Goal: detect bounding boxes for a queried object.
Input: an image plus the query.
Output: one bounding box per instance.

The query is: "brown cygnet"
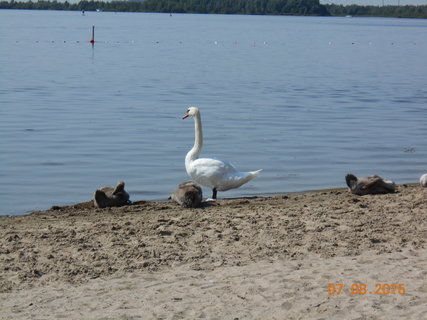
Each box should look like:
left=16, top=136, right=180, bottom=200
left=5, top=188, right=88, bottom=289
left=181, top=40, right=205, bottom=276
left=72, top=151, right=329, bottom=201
left=94, top=181, right=130, bottom=208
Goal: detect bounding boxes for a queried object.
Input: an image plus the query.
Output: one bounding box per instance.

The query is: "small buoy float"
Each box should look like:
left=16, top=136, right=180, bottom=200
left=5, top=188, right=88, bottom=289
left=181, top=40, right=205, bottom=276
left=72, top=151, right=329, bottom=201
left=90, top=26, right=95, bottom=44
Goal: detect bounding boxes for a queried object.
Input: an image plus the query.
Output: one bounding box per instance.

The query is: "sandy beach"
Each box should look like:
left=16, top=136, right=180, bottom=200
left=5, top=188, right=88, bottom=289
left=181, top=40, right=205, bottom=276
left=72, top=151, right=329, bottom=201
left=1, top=183, right=426, bottom=319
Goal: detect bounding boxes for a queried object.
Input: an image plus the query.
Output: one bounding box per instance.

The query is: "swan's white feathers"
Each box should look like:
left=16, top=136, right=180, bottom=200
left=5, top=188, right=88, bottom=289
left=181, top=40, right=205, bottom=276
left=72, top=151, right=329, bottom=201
left=187, top=157, right=261, bottom=191
left=183, top=107, right=261, bottom=196
left=188, top=157, right=236, bottom=176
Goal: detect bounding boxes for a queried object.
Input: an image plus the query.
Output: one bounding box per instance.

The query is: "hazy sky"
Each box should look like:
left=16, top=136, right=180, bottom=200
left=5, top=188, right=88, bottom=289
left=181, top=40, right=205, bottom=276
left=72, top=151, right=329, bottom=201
left=320, top=0, right=427, bottom=5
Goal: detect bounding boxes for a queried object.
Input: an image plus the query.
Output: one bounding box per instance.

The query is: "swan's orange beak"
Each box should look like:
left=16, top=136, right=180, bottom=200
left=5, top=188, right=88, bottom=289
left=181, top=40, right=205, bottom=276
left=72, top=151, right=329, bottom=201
left=182, top=113, right=189, bottom=119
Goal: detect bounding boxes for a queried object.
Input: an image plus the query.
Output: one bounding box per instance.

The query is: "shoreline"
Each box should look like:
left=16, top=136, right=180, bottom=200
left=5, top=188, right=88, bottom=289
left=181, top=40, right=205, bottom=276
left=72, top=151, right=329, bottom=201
left=0, top=179, right=421, bottom=218
left=0, top=182, right=415, bottom=218
left=1, top=183, right=426, bottom=318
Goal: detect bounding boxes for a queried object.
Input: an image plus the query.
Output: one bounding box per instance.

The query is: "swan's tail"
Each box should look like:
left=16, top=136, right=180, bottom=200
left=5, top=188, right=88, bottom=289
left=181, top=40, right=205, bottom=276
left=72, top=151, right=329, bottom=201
left=217, top=169, right=263, bottom=191
left=250, top=169, right=263, bottom=178
left=238, top=169, right=262, bottom=187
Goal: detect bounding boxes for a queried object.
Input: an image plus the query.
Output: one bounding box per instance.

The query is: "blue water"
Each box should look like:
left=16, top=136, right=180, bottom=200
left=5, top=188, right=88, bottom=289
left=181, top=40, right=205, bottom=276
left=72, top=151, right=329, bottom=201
left=1, top=10, right=426, bottom=215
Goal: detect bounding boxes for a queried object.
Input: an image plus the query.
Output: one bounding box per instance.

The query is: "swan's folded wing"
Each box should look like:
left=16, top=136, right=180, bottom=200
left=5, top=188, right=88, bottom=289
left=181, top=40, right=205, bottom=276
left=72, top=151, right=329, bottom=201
left=191, top=158, right=237, bottom=174
left=188, top=158, right=237, bottom=188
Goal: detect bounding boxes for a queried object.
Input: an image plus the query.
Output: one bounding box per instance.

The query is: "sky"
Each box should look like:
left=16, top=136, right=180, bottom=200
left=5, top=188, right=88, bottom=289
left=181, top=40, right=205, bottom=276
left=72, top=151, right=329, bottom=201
left=320, top=0, right=427, bottom=5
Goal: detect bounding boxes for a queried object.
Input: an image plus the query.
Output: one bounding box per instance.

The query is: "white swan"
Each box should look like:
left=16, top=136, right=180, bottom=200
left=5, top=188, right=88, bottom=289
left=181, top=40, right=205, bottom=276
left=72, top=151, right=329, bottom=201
left=420, top=174, right=427, bottom=187
left=183, top=107, right=262, bottom=199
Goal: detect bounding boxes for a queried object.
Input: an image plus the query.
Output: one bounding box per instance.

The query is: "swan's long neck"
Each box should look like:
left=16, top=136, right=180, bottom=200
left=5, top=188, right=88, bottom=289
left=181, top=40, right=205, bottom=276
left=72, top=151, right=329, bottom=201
left=185, top=113, right=203, bottom=168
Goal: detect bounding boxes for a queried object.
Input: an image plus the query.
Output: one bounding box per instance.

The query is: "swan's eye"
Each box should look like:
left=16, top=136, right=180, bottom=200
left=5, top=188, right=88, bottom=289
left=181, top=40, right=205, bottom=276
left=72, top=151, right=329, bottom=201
left=187, top=109, right=190, bottom=113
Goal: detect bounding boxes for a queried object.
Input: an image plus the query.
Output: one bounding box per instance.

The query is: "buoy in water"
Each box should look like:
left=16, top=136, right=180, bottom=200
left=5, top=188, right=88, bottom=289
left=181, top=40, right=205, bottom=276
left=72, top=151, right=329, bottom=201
left=90, top=26, right=95, bottom=44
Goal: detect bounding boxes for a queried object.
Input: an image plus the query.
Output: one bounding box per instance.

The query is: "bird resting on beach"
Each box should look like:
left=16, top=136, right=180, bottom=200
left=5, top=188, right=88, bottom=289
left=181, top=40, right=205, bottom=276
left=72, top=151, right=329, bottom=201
left=345, top=174, right=395, bottom=196
left=170, top=181, right=203, bottom=208
left=93, top=181, right=130, bottom=208
left=182, top=107, right=262, bottom=199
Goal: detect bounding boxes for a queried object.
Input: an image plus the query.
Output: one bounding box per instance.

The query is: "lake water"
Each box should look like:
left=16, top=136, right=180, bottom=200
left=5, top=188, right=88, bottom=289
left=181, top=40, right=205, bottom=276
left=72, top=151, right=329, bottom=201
left=1, top=10, right=426, bottom=215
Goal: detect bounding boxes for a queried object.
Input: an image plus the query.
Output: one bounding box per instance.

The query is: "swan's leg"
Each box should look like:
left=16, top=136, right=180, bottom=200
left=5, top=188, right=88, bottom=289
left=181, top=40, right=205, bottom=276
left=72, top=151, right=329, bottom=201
left=212, top=188, right=217, bottom=199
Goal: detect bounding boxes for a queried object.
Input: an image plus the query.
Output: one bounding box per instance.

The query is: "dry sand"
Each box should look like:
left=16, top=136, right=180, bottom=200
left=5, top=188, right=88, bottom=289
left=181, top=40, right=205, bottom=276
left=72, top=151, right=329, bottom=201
left=1, top=184, right=426, bottom=319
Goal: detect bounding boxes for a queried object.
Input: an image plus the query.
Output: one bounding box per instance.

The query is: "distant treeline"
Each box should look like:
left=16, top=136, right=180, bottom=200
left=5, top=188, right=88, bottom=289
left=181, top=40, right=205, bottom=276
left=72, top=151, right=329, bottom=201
left=136, top=0, right=328, bottom=15
left=325, top=4, right=427, bottom=18
left=1, top=0, right=427, bottom=18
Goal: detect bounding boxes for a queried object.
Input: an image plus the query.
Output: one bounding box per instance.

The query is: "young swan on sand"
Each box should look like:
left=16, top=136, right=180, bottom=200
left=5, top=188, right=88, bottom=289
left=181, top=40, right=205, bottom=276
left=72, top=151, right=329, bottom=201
left=93, top=181, right=130, bottom=208
left=420, top=174, right=427, bottom=187
left=170, top=181, right=203, bottom=208
left=345, top=174, right=395, bottom=196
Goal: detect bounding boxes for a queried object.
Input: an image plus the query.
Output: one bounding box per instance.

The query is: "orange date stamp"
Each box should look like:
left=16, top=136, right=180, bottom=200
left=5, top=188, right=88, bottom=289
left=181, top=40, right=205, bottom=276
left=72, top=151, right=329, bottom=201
left=327, top=283, right=406, bottom=295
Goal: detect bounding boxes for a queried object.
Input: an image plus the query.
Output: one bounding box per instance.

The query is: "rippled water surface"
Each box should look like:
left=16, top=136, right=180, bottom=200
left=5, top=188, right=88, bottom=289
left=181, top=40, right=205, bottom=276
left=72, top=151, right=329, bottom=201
left=1, top=10, right=426, bottom=215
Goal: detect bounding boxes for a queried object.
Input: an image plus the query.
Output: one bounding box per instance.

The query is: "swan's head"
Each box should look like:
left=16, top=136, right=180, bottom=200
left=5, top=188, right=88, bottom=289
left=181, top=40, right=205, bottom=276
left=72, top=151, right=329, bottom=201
left=182, top=106, right=200, bottom=119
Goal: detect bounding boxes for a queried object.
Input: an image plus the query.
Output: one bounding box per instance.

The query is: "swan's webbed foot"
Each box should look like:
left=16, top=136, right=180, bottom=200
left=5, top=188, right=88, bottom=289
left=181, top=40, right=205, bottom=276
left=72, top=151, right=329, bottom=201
left=212, top=188, right=217, bottom=200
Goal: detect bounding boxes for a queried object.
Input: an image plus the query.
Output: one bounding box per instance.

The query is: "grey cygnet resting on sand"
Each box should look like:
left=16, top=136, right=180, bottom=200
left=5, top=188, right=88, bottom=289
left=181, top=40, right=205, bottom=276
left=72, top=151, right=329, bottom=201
left=345, top=174, right=395, bottom=196
left=93, top=181, right=130, bottom=208
left=170, top=181, right=203, bottom=208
